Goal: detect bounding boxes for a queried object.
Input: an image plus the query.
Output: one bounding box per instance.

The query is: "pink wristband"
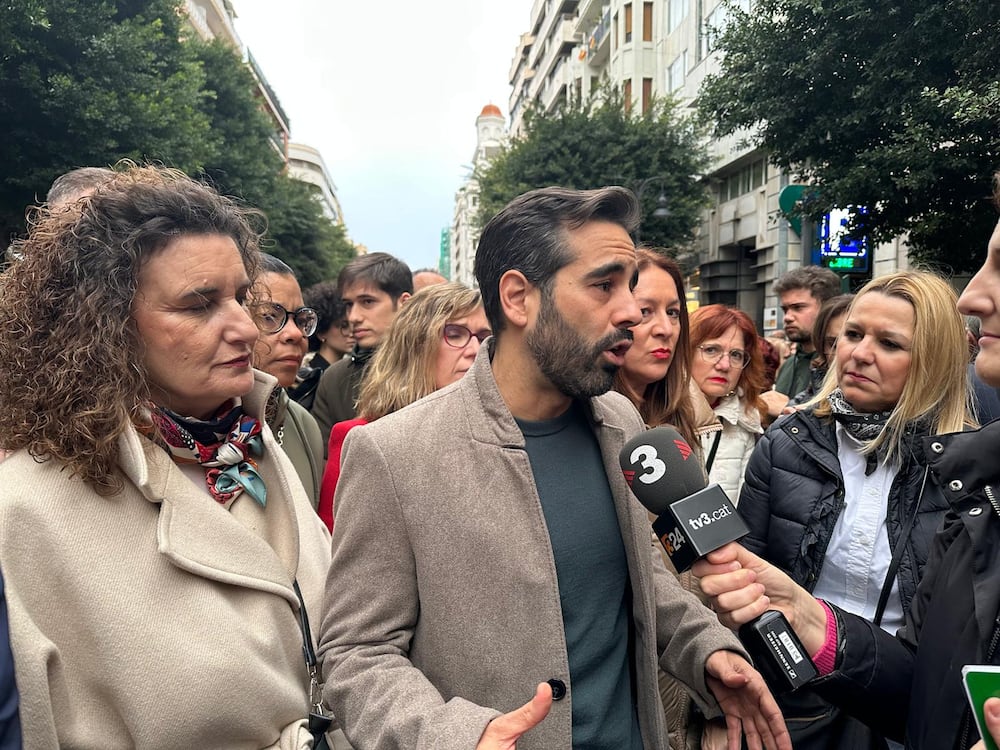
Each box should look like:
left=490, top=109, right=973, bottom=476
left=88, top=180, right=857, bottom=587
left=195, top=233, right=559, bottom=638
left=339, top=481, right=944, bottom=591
left=810, top=599, right=838, bottom=675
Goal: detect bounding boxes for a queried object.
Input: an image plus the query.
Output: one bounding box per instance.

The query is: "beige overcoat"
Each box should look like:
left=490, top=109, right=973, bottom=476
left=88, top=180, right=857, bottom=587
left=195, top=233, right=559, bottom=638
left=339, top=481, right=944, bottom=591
left=319, top=346, right=746, bottom=749
left=0, top=371, right=332, bottom=749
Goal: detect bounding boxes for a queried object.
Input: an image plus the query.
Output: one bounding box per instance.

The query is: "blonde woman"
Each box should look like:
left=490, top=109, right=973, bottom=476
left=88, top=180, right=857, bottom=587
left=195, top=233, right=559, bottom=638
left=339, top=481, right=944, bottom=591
left=735, top=270, right=972, bottom=750
left=317, top=282, right=490, bottom=529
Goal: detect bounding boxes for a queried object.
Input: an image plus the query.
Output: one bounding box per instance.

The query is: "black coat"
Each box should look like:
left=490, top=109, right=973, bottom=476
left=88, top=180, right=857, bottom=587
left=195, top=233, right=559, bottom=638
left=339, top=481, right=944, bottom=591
left=737, top=408, right=950, bottom=750
left=739, top=408, right=949, bottom=612
left=812, top=419, right=1000, bottom=749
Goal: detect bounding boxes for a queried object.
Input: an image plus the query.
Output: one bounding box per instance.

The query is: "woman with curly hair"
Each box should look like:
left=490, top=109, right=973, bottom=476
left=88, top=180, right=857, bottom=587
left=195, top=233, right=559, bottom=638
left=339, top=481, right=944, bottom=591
left=688, top=304, right=766, bottom=503
left=318, top=282, right=489, bottom=530
left=0, top=164, right=344, bottom=749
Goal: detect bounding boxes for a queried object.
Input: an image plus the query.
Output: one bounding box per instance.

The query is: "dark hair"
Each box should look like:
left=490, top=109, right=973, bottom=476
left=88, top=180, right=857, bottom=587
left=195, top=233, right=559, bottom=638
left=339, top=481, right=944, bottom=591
left=0, top=164, right=263, bottom=495
left=302, top=280, right=348, bottom=351
left=259, top=253, right=296, bottom=277
left=338, top=252, right=413, bottom=301
left=772, top=265, right=842, bottom=303
left=474, top=186, right=640, bottom=333
left=614, top=247, right=698, bottom=443
left=810, top=293, right=854, bottom=369
left=46, top=166, right=115, bottom=206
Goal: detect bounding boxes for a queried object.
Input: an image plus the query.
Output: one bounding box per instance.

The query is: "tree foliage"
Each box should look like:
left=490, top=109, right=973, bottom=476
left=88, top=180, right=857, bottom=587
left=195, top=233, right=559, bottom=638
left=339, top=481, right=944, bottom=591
left=699, top=0, right=1000, bottom=272
left=0, top=0, right=353, bottom=284
left=476, top=86, right=711, bottom=253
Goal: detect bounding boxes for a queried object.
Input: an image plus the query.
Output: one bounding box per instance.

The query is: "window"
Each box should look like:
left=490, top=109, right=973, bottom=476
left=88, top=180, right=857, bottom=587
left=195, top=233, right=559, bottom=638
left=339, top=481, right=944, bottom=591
left=702, top=3, right=728, bottom=58
left=623, top=79, right=633, bottom=113
left=720, top=159, right=768, bottom=202
left=668, top=0, right=687, bottom=33
left=613, top=12, right=618, bottom=51
left=624, top=4, right=633, bottom=43
left=643, top=2, right=654, bottom=42
left=667, top=51, right=687, bottom=93
left=642, top=77, right=653, bottom=114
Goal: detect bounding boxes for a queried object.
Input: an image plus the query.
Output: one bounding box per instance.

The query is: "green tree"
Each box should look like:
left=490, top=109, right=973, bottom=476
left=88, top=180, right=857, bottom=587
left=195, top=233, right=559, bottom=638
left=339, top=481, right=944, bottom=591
left=259, top=175, right=356, bottom=288
left=190, top=39, right=354, bottom=285
left=0, top=2, right=354, bottom=285
left=476, top=86, right=711, bottom=253
left=698, top=0, right=1000, bottom=272
left=0, top=0, right=210, bottom=241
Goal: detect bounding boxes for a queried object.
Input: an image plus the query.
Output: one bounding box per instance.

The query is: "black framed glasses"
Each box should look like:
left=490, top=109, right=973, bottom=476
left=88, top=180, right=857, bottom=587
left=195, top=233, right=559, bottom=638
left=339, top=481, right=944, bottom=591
left=253, top=302, right=319, bottom=337
left=443, top=323, right=491, bottom=349
left=697, top=343, right=749, bottom=369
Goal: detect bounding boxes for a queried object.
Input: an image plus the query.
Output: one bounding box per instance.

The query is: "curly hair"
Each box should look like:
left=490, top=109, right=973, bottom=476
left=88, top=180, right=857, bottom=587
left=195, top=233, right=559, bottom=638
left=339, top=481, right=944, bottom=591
left=302, top=280, right=347, bottom=352
left=689, top=304, right=766, bottom=419
left=356, top=282, right=484, bottom=421
left=613, top=248, right=699, bottom=445
left=0, top=164, right=263, bottom=495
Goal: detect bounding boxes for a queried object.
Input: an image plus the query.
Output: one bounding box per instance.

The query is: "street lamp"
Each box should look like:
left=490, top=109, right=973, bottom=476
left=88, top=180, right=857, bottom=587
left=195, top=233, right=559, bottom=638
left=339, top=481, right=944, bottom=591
left=610, top=175, right=671, bottom=242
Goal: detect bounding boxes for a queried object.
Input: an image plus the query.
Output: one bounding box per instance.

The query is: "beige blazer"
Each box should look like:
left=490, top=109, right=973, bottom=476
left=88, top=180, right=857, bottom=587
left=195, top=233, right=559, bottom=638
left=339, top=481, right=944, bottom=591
left=320, top=346, right=745, bottom=749
left=0, top=372, right=332, bottom=749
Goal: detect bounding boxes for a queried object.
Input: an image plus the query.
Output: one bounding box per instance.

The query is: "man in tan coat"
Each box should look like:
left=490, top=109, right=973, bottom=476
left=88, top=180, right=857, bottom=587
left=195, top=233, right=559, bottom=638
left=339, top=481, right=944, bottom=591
left=319, top=187, right=790, bottom=750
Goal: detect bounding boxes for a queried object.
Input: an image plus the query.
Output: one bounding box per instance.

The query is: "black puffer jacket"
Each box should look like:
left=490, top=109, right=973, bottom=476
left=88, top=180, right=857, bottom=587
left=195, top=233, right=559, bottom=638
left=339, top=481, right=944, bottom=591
left=813, top=419, right=1000, bottom=749
left=739, top=408, right=949, bottom=613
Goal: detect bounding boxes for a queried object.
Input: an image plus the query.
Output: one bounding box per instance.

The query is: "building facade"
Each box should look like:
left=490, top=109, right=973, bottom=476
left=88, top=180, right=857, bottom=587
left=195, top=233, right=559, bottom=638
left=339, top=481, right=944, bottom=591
left=506, top=0, right=909, bottom=331
left=184, top=0, right=291, bottom=161
left=450, top=104, right=508, bottom=287
left=287, top=142, right=344, bottom=225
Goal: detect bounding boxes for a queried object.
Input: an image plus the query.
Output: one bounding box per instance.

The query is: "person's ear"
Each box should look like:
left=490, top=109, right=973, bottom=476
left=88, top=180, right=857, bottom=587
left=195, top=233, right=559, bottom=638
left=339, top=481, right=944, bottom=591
left=397, top=292, right=411, bottom=307
left=498, top=270, right=536, bottom=330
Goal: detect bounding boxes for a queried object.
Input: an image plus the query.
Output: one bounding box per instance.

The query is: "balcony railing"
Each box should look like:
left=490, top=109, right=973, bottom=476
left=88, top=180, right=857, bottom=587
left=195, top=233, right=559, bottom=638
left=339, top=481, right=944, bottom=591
left=247, top=49, right=291, bottom=133
left=586, top=7, right=612, bottom=59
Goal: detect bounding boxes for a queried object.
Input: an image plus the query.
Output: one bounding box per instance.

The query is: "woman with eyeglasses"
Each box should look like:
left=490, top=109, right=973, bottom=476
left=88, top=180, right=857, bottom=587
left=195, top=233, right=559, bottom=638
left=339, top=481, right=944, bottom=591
left=0, top=165, right=346, bottom=749
left=726, top=270, right=970, bottom=750
left=251, top=254, right=326, bottom=510
left=317, top=282, right=490, bottom=531
left=688, top=305, right=766, bottom=504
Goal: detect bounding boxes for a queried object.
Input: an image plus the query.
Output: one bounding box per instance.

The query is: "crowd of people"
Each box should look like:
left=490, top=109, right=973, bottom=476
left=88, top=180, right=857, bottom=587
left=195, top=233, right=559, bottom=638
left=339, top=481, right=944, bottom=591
left=0, top=162, right=998, bottom=750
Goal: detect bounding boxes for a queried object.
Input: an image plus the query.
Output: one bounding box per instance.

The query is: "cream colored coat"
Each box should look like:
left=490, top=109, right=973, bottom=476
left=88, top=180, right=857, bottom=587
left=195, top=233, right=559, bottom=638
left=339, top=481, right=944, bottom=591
left=0, top=372, right=332, bottom=750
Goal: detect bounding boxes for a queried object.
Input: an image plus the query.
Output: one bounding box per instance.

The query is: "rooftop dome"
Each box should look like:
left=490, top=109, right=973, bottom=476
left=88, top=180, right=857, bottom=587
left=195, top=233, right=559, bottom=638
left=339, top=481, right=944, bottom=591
left=479, top=103, right=503, bottom=119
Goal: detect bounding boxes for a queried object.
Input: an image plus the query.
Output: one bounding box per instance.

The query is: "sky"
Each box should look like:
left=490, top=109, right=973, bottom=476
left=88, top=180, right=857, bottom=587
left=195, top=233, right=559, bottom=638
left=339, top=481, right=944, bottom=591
left=233, top=0, right=532, bottom=274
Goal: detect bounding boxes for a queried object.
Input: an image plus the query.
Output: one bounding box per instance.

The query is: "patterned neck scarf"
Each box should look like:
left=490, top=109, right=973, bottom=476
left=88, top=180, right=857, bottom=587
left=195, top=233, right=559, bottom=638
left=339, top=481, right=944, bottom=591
left=827, top=388, right=894, bottom=475
left=148, top=401, right=267, bottom=507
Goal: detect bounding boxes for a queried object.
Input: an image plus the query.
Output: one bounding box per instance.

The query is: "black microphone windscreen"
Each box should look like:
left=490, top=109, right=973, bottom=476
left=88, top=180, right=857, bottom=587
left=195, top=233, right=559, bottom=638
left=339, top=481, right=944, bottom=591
left=619, top=426, right=707, bottom=516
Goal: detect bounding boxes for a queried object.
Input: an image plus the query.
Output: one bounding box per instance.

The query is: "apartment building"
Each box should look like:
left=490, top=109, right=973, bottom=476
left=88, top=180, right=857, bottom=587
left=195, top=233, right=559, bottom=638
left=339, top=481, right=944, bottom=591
left=184, top=0, right=291, bottom=161
left=507, top=0, right=907, bottom=330
left=450, top=104, right=508, bottom=287
left=288, top=142, right=344, bottom=225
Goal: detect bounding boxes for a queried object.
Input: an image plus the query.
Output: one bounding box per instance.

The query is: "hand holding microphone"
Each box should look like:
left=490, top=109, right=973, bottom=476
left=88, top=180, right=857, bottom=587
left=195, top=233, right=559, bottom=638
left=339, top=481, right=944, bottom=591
left=619, top=426, right=818, bottom=693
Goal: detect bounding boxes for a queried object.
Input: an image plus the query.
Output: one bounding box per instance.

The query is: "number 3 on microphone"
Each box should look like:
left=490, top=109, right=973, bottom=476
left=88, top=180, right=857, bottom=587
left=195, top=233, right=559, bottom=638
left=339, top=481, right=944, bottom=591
left=629, top=445, right=666, bottom=485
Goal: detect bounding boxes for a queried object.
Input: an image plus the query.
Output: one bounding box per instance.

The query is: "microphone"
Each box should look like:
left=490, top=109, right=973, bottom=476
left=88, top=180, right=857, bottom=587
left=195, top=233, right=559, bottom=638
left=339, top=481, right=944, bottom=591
left=620, top=425, right=817, bottom=693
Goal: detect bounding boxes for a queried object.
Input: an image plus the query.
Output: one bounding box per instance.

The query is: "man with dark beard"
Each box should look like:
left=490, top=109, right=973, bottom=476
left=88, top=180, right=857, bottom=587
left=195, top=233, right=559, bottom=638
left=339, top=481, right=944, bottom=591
left=319, top=187, right=790, bottom=750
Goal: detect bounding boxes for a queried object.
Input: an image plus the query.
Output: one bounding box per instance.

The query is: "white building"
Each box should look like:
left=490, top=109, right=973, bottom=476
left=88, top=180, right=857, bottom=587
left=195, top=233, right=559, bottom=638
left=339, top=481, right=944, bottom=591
left=288, top=142, right=344, bottom=225
left=450, top=104, right=508, bottom=287
left=508, top=0, right=907, bottom=329
left=184, top=0, right=290, bottom=161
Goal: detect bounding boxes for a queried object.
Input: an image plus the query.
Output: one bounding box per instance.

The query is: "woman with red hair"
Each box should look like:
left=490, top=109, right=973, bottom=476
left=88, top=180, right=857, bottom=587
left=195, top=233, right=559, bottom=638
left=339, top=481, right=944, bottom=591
left=688, top=305, right=766, bottom=502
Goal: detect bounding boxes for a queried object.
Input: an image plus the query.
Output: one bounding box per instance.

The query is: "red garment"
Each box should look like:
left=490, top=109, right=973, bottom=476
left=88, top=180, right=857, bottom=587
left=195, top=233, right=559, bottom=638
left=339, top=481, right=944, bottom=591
left=318, top=417, right=368, bottom=531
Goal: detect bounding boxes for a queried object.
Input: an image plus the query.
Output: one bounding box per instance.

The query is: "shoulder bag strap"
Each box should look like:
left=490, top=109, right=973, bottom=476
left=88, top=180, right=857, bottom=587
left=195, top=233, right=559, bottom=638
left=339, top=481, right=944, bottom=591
left=873, top=464, right=929, bottom=627
left=293, top=580, right=333, bottom=744
left=704, top=425, right=723, bottom=475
